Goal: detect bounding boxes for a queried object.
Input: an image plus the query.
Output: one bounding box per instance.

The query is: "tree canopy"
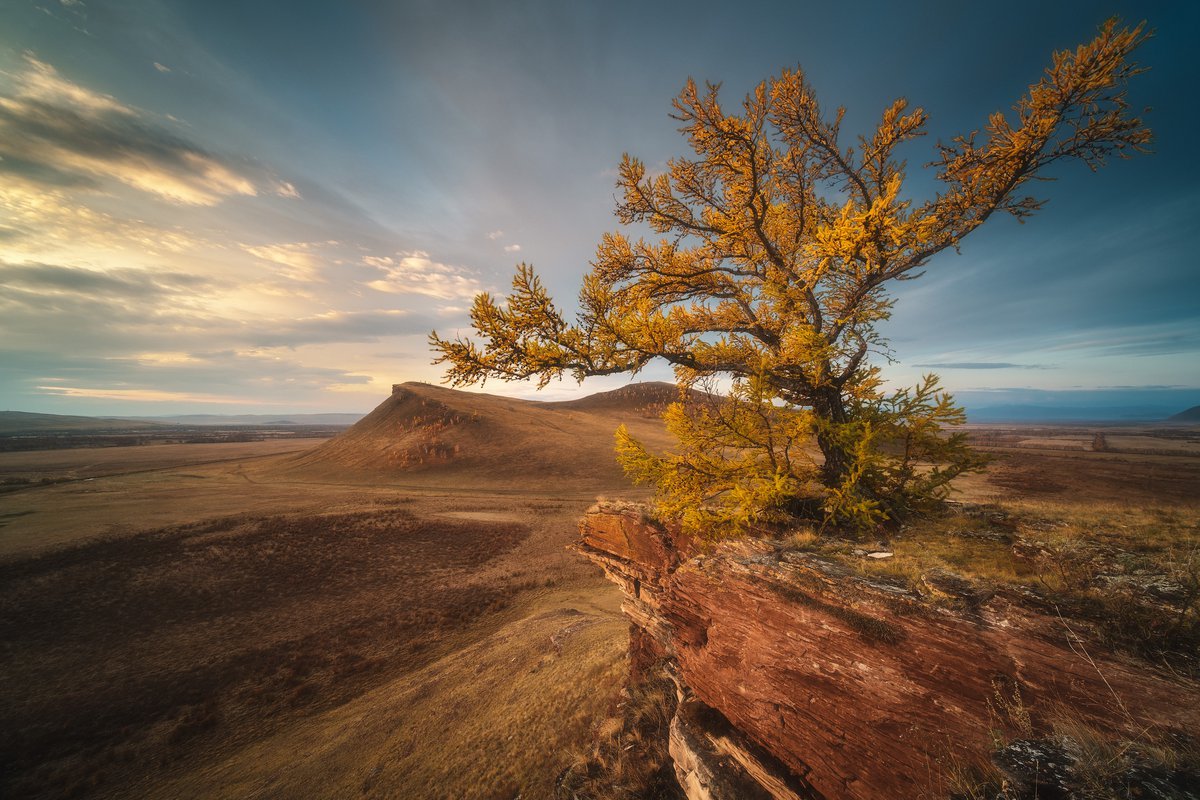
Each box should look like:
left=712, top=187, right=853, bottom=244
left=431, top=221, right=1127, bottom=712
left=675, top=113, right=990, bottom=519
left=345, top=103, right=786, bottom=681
left=431, top=19, right=1151, bottom=535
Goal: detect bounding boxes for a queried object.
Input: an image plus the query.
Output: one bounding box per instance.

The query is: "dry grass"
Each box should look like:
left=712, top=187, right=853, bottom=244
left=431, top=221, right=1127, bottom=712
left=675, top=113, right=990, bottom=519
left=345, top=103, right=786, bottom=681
left=0, top=508, right=531, bottom=798
left=0, top=489, right=640, bottom=799
left=810, top=501, right=1200, bottom=672
left=0, top=438, right=327, bottom=485
left=0, top=383, right=674, bottom=799
left=943, top=696, right=1200, bottom=799
left=780, top=426, right=1200, bottom=675
left=2, top=401, right=1195, bottom=798
left=554, top=666, right=682, bottom=800
left=936, top=658, right=1200, bottom=798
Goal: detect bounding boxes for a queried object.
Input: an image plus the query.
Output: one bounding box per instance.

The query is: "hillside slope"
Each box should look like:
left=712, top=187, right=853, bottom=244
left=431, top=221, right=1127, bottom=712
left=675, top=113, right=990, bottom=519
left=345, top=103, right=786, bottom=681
left=280, top=382, right=678, bottom=490
left=1169, top=405, right=1200, bottom=422
left=0, top=411, right=164, bottom=434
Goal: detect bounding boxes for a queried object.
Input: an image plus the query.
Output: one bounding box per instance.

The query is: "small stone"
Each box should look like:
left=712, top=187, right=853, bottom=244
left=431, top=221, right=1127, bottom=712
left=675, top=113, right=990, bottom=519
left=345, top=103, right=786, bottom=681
left=866, top=551, right=894, bottom=559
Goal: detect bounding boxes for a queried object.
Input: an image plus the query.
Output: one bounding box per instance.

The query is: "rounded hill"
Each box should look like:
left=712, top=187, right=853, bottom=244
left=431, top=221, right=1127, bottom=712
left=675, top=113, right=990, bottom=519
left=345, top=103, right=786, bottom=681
left=279, top=381, right=678, bottom=490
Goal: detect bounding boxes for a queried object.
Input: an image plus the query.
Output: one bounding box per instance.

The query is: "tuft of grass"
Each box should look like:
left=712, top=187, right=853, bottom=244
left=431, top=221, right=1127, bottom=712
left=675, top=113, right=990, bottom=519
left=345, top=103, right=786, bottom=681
left=1048, top=711, right=1200, bottom=798
left=554, top=665, right=683, bottom=800
left=939, top=646, right=1200, bottom=799
left=780, top=527, right=820, bottom=550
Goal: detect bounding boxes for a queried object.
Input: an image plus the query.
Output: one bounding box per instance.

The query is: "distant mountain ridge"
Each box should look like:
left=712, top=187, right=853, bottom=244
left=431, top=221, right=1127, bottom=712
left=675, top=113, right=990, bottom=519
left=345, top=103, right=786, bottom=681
left=0, top=411, right=164, bottom=433
left=7, top=392, right=1196, bottom=435
left=966, top=404, right=1186, bottom=423
left=0, top=410, right=363, bottom=434
left=122, top=413, right=364, bottom=426
left=549, top=380, right=711, bottom=413
left=1168, top=405, right=1200, bottom=422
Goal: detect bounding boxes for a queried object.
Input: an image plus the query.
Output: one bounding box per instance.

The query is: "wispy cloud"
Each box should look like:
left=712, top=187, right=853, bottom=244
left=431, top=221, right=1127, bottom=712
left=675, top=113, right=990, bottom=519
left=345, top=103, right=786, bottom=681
left=362, top=251, right=482, bottom=300
left=0, top=261, right=213, bottom=297
left=249, top=310, right=422, bottom=347
left=0, top=260, right=433, bottom=357
left=486, top=229, right=504, bottom=240
left=0, top=178, right=213, bottom=266
left=503, top=243, right=521, bottom=253
left=36, top=385, right=264, bottom=404
left=913, top=362, right=1053, bottom=370
left=21, top=348, right=377, bottom=408
left=1042, top=325, right=1200, bottom=358
left=0, top=55, right=259, bottom=205
left=275, top=180, right=301, bottom=199
left=242, top=242, right=324, bottom=281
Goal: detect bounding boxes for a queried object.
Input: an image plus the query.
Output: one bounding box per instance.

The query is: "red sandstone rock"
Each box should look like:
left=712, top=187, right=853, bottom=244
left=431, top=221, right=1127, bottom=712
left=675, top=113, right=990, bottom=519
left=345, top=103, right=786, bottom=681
left=579, top=504, right=1200, bottom=800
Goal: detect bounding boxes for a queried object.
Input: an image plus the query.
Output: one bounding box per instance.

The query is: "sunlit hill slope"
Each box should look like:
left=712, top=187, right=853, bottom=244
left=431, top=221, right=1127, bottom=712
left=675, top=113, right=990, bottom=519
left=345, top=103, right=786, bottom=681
left=280, top=381, right=685, bottom=489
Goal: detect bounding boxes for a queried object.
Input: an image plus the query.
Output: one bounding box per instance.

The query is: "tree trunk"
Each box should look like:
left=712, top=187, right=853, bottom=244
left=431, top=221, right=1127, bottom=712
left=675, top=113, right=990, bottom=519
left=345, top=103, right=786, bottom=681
left=812, top=387, right=852, bottom=488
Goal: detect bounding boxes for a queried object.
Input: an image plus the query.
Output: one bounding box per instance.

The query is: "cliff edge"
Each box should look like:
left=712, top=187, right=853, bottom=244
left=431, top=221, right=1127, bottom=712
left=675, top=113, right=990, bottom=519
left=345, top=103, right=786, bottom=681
left=578, top=502, right=1200, bottom=799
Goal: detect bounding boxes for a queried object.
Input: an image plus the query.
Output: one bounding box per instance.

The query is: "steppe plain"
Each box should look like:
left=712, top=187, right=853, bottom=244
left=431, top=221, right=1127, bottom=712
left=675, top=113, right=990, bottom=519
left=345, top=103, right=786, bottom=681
left=1, top=382, right=1197, bottom=799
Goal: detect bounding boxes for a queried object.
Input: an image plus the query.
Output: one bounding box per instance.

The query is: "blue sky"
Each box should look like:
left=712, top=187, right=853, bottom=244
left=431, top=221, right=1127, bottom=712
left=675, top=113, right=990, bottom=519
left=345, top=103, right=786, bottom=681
left=0, top=0, right=1196, bottom=416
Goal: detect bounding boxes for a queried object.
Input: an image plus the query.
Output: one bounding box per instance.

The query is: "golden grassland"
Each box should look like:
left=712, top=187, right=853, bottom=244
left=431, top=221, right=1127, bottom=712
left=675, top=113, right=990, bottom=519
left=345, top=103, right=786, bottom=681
left=0, top=387, right=1196, bottom=798
left=0, top=463, right=637, bottom=797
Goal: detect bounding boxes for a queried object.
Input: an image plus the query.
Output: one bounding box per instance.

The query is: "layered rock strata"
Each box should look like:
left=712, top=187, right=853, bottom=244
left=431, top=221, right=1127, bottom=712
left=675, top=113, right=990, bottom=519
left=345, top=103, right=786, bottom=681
left=578, top=502, right=1200, bottom=800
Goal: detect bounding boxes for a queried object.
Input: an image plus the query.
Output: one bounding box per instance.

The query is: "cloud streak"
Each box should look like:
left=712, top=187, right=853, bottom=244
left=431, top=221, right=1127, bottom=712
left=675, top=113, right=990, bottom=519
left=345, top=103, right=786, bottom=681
left=16, top=348, right=377, bottom=409
left=0, top=261, right=433, bottom=351
left=0, top=261, right=213, bottom=297
left=362, top=251, right=483, bottom=300
left=0, top=55, right=260, bottom=205
left=912, top=362, right=1053, bottom=370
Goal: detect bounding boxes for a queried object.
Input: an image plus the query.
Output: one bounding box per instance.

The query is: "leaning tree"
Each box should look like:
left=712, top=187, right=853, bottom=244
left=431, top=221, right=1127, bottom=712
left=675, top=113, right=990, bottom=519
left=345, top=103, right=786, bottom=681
left=431, top=20, right=1150, bottom=534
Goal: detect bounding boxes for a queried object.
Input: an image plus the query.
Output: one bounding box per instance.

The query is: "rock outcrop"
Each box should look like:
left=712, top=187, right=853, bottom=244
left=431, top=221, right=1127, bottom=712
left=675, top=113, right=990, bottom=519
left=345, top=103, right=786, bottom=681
left=578, top=502, right=1200, bottom=799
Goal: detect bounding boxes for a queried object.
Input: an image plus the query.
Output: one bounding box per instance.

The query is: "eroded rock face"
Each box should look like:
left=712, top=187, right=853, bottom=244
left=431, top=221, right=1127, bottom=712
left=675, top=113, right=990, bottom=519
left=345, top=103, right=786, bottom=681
left=578, top=503, right=1200, bottom=800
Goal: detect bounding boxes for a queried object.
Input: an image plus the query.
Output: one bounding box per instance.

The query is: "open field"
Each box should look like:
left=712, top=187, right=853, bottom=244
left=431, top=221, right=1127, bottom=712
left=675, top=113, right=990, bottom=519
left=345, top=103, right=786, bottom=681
left=1, top=383, right=1197, bottom=798
left=0, top=453, right=637, bottom=798
left=0, top=411, right=352, bottom=454
left=0, top=383, right=676, bottom=799
left=959, top=423, right=1200, bottom=506
left=0, top=439, right=330, bottom=489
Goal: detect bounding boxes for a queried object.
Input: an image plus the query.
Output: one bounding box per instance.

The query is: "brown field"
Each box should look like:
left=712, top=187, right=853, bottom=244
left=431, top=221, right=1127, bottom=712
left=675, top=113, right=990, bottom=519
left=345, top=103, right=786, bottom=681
left=1, top=383, right=1197, bottom=798
left=959, top=423, right=1200, bottom=505
left=0, top=438, right=328, bottom=486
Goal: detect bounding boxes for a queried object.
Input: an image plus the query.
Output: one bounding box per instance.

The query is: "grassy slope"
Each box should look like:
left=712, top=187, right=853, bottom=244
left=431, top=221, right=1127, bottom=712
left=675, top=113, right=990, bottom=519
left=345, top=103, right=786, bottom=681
left=0, top=383, right=678, bottom=799
left=2, top=385, right=1196, bottom=798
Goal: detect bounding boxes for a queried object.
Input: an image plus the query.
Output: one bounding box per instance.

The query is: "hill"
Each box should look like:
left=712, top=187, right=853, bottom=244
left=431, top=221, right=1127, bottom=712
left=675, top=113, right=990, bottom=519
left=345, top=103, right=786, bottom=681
left=124, top=412, right=363, bottom=426
left=550, top=381, right=694, bottom=413
left=1168, top=405, right=1200, bottom=422
left=280, top=381, right=679, bottom=490
left=0, top=410, right=164, bottom=434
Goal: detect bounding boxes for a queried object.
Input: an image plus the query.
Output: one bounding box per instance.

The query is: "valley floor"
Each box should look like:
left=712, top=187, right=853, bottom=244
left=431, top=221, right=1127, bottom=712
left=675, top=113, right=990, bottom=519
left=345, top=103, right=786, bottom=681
left=0, top=443, right=640, bottom=799
left=0, top=417, right=1196, bottom=799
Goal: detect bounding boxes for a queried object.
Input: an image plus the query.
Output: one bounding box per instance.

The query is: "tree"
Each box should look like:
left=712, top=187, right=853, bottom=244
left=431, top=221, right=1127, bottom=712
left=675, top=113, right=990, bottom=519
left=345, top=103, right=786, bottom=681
left=430, top=20, right=1151, bottom=535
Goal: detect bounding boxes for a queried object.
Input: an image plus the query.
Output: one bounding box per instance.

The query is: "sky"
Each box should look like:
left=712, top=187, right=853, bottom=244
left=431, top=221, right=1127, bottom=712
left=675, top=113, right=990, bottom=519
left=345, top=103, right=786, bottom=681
left=0, top=0, right=1196, bottom=417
